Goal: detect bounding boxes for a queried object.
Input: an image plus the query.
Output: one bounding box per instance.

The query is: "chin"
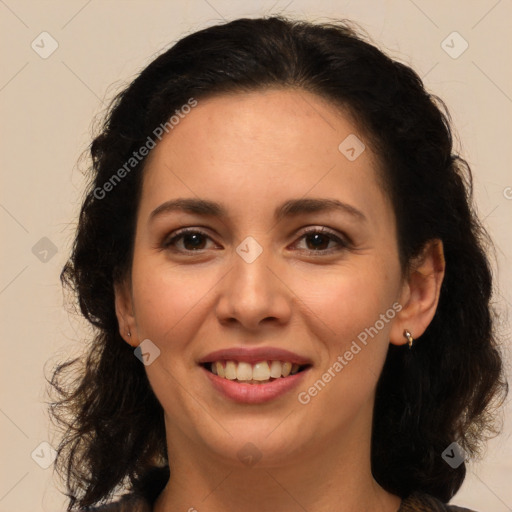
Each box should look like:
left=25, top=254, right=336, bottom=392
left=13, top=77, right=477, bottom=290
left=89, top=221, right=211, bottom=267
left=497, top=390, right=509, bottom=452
left=195, top=421, right=310, bottom=469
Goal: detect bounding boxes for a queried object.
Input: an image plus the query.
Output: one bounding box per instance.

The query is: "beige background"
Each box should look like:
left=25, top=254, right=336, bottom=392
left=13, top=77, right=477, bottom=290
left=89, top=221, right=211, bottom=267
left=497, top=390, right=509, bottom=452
left=1, top=1, right=511, bottom=511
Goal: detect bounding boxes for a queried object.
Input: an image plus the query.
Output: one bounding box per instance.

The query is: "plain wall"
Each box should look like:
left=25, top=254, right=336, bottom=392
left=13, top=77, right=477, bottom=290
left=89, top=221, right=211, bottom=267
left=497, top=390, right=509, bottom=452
left=1, top=1, right=511, bottom=511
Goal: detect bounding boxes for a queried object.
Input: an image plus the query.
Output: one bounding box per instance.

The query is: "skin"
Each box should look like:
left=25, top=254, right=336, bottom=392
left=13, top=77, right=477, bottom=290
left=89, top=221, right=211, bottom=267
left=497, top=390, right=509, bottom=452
left=115, top=88, right=445, bottom=512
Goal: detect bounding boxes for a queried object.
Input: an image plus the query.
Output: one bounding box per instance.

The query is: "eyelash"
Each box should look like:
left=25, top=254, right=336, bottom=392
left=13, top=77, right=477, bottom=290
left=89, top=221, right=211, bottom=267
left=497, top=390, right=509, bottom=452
left=161, top=226, right=351, bottom=255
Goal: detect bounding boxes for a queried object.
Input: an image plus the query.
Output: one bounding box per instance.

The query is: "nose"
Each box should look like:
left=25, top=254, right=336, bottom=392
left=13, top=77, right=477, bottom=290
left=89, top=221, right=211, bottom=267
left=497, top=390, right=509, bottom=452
left=215, top=240, right=292, bottom=332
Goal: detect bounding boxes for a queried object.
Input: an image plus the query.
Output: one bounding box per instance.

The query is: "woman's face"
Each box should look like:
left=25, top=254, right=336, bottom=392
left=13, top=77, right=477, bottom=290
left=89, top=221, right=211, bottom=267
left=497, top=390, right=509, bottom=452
left=116, top=88, right=412, bottom=468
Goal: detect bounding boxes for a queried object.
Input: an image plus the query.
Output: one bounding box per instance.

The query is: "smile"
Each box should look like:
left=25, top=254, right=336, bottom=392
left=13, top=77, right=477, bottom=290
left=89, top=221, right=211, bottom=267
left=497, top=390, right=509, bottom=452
left=203, top=360, right=309, bottom=384
left=198, top=347, right=313, bottom=403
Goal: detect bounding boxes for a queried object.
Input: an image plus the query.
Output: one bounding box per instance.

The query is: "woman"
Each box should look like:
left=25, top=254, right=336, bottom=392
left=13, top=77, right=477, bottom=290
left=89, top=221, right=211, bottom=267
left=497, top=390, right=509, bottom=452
left=49, top=15, right=508, bottom=512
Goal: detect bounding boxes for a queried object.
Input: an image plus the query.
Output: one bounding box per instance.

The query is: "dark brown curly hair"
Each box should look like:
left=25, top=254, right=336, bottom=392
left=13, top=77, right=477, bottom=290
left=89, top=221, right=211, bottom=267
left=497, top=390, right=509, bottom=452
left=48, top=15, right=508, bottom=511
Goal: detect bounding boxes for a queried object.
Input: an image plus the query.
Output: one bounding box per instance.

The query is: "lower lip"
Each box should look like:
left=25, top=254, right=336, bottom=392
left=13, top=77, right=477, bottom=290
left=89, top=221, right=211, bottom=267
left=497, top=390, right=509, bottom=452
left=201, top=366, right=310, bottom=404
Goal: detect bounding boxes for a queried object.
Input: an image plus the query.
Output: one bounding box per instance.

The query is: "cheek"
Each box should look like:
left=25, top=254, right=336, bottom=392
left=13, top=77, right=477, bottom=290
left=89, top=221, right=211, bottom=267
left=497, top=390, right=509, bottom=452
left=295, top=268, right=398, bottom=422
left=297, top=262, right=398, bottom=346
left=130, top=257, right=211, bottom=344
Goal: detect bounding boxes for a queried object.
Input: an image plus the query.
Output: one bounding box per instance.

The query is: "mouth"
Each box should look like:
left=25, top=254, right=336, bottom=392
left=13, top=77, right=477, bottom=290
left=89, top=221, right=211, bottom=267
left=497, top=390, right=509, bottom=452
left=200, top=360, right=312, bottom=384
left=198, top=347, right=313, bottom=403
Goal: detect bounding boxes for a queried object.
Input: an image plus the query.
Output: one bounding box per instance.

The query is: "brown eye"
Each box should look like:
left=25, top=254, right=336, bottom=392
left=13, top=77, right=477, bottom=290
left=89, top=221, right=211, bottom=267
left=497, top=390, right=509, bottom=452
left=293, top=227, right=350, bottom=253
left=163, top=229, right=213, bottom=252
left=162, top=226, right=350, bottom=255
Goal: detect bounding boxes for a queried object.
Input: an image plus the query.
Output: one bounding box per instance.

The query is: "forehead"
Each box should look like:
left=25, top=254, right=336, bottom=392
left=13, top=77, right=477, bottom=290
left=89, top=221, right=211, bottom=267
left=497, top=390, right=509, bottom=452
left=147, top=88, right=373, bottom=166
left=139, top=88, right=392, bottom=227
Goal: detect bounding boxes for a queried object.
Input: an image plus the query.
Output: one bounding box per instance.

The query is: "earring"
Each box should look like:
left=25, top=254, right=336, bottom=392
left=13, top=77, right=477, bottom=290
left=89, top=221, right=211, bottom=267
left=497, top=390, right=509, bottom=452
left=127, top=331, right=132, bottom=338
left=403, top=329, right=414, bottom=349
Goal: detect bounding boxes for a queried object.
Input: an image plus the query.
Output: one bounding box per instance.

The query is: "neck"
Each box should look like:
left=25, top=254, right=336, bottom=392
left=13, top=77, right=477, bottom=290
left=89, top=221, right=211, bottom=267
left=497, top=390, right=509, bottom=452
left=154, top=406, right=401, bottom=512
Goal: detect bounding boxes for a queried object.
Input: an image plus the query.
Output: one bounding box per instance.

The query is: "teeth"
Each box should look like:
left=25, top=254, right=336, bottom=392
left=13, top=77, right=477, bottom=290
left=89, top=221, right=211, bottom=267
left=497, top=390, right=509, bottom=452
left=208, top=360, right=305, bottom=383
left=269, top=360, right=282, bottom=378
left=236, top=362, right=253, bottom=381
left=225, top=360, right=237, bottom=380
left=252, top=361, right=270, bottom=381
left=215, top=361, right=225, bottom=378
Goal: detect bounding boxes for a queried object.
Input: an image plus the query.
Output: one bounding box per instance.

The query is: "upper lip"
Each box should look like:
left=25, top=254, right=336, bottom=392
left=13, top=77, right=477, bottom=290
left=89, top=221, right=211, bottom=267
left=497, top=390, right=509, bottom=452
left=197, top=347, right=312, bottom=366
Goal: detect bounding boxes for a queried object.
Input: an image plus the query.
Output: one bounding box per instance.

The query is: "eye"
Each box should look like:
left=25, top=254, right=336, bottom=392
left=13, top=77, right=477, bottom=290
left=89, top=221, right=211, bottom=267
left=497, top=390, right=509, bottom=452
left=161, top=226, right=350, bottom=255
left=162, top=228, right=215, bottom=252
left=292, top=227, right=350, bottom=254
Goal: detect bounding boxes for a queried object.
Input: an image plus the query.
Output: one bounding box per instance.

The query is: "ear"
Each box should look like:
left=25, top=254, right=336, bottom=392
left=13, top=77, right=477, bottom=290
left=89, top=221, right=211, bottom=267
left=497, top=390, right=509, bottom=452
left=390, top=239, right=446, bottom=347
left=114, top=277, right=138, bottom=348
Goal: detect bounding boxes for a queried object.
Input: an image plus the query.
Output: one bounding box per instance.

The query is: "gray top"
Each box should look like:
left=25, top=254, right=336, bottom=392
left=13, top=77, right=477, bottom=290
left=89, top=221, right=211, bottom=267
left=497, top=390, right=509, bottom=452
left=83, top=491, right=478, bottom=511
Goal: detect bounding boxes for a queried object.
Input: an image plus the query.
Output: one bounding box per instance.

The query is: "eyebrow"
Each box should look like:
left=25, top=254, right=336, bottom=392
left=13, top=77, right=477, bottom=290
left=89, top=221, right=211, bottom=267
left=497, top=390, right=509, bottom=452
left=149, top=197, right=367, bottom=224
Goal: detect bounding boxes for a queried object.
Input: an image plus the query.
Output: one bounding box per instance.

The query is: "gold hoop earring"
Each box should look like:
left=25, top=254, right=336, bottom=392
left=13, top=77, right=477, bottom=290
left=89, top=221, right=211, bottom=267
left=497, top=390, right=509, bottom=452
left=403, top=329, right=414, bottom=349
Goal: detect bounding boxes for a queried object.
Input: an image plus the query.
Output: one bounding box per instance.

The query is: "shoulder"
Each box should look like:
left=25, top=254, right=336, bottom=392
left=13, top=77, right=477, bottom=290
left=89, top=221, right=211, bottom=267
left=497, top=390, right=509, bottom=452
left=80, top=493, right=152, bottom=512
left=400, top=491, right=479, bottom=512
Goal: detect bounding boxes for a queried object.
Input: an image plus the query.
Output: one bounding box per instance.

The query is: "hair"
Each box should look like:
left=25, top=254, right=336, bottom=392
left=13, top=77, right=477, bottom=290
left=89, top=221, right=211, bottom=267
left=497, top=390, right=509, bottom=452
left=48, top=15, right=508, bottom=511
